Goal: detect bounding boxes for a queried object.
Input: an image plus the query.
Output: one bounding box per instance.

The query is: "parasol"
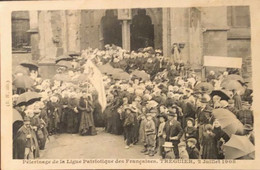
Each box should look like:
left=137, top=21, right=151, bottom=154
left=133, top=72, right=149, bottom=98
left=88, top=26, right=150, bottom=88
left=56, top=60, right=73, bottom=68
left=55, top=54, right=74, bottom=63
left=221, top=80, right=245, bottom=95
left=14, top=65, right=29, bottom=75
left=112, top=72, right=131, bottom=80
left=131, top=70, right=150, bottom=81
left=223, top=134, right=255, bottom=159
left=212, top=108, right=244, bottom=136
left=194, top=82, right=214, bottom=94
left=16, top=91, right=42, bottom=106
left=210, top=90, right=232, bottom=101
left=13, top=75, right=34, bottom=89
left=98, top=63, right=115, bottom=74
left=67, top=51, right=81, bottom=57
left=20, top=61, right=39, bottom=70
left=222, top=74, right=244, bottom=83
left=13, top=109, right=23, bottom=123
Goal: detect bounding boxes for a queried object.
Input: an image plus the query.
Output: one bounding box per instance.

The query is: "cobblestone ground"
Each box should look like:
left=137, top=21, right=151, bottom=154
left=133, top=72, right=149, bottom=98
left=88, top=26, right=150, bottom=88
left=39, top=128, right=160, bottom=159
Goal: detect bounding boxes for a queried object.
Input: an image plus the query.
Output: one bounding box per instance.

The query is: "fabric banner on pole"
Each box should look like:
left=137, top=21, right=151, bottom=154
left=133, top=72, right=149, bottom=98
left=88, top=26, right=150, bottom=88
left=84, top=59, right=107, bottom=112
left=204, top=56, right=242, bottom=68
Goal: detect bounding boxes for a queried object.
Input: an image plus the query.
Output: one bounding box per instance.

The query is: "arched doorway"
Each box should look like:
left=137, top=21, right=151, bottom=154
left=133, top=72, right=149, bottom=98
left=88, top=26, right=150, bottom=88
left=100, top=10, right=122, bottom=47
left=130, top=9, right=154, bottom=51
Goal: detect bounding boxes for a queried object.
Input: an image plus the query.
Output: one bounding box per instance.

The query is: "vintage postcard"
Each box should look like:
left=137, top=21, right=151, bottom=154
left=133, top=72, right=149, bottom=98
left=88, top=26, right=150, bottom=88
left=1, top=0, right=260, bottom=169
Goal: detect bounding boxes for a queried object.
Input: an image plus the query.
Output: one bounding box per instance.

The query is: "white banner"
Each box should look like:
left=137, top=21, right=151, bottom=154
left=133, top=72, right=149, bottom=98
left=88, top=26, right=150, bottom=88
left=84, top=60, right=107, bottom=112
left=204, top=56, right=243, bottom=68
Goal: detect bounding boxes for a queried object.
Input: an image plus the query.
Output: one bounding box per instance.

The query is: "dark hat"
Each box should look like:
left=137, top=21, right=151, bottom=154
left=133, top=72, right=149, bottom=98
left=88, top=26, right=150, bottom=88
left=187, top=138, right=197, bottom=145
left=186, top=117, right=195, bottom=124
left=23, top=116, right=31, bottom=122
left=149, top=108, right=158, bottom=114
left=204, top=105, right=213, bottom=113
left=205, top=124, right=213, bottom=131
left=168, top=113, right=177, bottom=117
left=244, top=124, right=253, bottom=131
left=146, top=112, right=153, bottom=117
left=157, top=114, right=168, bottom=121
left=200, top=97, right=209, bottom=103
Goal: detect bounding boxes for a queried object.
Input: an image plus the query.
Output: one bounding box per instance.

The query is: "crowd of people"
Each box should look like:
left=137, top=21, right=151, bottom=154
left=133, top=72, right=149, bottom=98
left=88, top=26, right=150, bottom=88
left=12, top=44, right=254, bottom=160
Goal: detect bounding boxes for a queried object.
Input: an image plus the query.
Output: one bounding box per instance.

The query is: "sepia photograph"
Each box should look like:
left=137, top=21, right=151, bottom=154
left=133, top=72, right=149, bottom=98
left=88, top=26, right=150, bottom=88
left=10, top=6, right=255, bottom=161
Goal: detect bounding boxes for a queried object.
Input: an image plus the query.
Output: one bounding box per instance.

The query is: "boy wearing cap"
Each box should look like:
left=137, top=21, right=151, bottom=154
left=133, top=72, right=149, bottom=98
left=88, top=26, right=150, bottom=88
left=157, top=114, right=167, bottom=157
left=187, top=138, right=199, bottom=159
left=123, top=107, right=135, bottom=149
left=178, top=142, right=189, bottom=159
left=144, top=113, right=156, bottom=156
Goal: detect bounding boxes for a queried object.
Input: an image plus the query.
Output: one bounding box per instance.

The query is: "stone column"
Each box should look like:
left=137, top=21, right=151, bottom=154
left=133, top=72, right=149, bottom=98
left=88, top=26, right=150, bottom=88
left=66, top=10, right=81, bottom=53
left=188, top=8, right=203, bottom=71
left=170, top=8, right=190, bottom=63
left=38, top=11, right=57, bottom=60
left=28, top=11, right=40, bottom=60
left=162, top=8, right=171, bottom=58
left=121, top=20, right=130, bottom=51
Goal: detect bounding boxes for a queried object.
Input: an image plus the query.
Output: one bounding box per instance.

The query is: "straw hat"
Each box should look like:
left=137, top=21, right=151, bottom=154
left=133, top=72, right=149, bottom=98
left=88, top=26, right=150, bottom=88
left=163, top=142, right=174, bottom=148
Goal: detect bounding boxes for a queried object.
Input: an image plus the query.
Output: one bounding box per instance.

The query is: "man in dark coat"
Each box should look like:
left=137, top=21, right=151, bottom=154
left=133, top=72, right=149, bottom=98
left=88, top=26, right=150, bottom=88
left=196, top=97, right=213, bottom=145
left=13, top=117, right=40, bottom=159
left=237, top=103, right=254, bottom=125
left=164, top=113, right=183, bottom=158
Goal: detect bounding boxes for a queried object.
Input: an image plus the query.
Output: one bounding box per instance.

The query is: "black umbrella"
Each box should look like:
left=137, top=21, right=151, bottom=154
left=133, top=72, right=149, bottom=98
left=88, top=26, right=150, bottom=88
left=67, top=51, right=81, bottom=57
left=55, top=55, right=74, bottom=63
left=16, top=91, right=42, bottom=106
left=210, top=90, right=232, bottom=101
left=20, top=61, right=38, bottom=70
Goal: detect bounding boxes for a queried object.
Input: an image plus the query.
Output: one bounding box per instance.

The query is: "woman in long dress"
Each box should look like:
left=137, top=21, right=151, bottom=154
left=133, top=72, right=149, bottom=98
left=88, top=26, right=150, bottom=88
left=78, top=91, right=97, bottom=136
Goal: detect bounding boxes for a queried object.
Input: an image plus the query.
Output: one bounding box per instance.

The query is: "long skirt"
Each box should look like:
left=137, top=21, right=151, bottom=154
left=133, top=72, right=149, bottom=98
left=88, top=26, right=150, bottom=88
left=79, top=111, right=97, bottom=136
left=66, top=109, right=79, bottom=134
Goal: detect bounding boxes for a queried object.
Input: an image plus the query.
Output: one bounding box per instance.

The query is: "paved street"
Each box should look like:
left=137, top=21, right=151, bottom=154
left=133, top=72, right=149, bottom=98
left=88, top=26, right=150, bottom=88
left=39, top=128, right=160, bottom=159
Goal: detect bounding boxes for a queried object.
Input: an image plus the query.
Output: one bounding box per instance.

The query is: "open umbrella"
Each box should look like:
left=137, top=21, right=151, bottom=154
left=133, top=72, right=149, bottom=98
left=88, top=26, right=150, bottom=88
left=67, top=51, right=81, bottom=57
left=112, top=72, right=131, bottom=80
left=13, top=75, right=34, bottom=89
left=56, top=60, right=73, bottom=68
left=210, top=90, right=232, bottom=101
left=14, top=65, right=29, bottom=75
left=223, top=134, right=255, bottom=159
left=194, top=82, right=214, bottom=94
left=13, top=109, right=23, bottom=123
left=98, top=63, right=115, bottom=74
left=16, top=91, right=42, bottom=106
left=20, top=61, right=39, bottom=70
left=223, top=74, right=244, bottom=83
left=221, top=80, right=245, bottom=95
left=55, top=54, right=74, bottom=63
left=131, top=70, right=150, bottom=81
left=212, top=108, right=244, bottom=136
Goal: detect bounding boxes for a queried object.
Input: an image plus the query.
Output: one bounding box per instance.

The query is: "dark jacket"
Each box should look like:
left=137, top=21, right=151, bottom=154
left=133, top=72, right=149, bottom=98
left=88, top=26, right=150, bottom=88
left=165, top=119, right=183, bottom=142
left=187, top=146, right=200, bottom=159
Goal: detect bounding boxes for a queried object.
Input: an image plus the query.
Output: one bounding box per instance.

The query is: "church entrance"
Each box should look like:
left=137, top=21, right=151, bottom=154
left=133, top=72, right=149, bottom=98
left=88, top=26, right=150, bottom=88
left=101, top=10, right=122, bottom=47
left=130, top=9, right=154, bottom=51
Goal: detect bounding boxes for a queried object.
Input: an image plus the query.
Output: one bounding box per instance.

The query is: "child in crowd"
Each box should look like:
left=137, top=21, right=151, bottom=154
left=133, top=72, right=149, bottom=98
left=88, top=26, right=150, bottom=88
left=144, top=113, right=156, bottom=156
left=187, top=138, right=199, bottom=159
left=157, top=114, right=167, bottom=157
left=178, top=142, right=189, bottom=159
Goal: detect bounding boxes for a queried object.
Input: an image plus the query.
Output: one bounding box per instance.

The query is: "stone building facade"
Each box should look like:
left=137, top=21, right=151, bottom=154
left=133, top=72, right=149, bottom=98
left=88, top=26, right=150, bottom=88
left=12, top=6, right=251, bottom=83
